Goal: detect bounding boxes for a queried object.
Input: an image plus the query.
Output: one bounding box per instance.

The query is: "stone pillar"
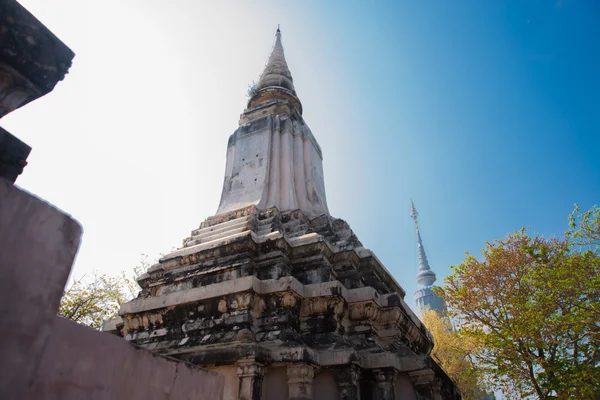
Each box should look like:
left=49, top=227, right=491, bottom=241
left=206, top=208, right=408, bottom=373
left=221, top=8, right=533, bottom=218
left=286, top=363, right=314, bottom=400
left=373, top=369, right=396, bottom=400
left=333, top=365, right=361, bottom=400
left=237, top=359, right=264, bottom=400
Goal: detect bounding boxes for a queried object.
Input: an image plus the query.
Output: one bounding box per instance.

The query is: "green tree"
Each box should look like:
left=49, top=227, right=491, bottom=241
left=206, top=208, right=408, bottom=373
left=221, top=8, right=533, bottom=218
left=441, top=208, right=600, bottom=399
left=58, top=253, right=153, bottom=329
left=58, top=271, right=137, bottom=329
left=568, top=204, right=600, bottom=248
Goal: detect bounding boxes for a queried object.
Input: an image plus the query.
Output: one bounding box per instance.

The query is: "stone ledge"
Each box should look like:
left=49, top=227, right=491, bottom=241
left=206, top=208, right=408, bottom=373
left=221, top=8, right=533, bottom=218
left=147, top=216, right=407, bottom=298
left=119, top=275, right=425, bottom=339
left=166, top=342, right=432, bottom=374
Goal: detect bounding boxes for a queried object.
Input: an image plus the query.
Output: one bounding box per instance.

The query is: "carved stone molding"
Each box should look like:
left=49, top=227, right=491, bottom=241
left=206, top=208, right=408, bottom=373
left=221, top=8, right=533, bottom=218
left=218, top=299, right=228, bottom=313
left=373, top=369, right=396, bottom=400
left=300, top=296, right=345, bottom=318
left=286, top=363, right=314, bottom=400
left=237, top=359, right=264, bottom=377
left=408, top=368, right=435, bottom=387
left=237, top=359, right=264, bottom=400
left=348, top=300, right=431, bottom=354
left=333, top=364, right=361, bottom=400
left=348, top=301, right=379, bottom=321
left=280, top=292, right=298, bottom=308
left=253, top=296, right=267, bottom=316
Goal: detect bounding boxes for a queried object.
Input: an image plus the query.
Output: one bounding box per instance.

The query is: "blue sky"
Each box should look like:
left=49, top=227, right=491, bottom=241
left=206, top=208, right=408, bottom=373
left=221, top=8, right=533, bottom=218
left=5, top=0, right=599, bottom=310
left=310, top=0, right=600, bottom=302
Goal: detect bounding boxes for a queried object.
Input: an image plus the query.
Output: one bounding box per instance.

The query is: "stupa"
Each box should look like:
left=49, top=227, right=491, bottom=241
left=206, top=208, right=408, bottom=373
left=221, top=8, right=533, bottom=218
left=108, top=29, right=460, bottom=400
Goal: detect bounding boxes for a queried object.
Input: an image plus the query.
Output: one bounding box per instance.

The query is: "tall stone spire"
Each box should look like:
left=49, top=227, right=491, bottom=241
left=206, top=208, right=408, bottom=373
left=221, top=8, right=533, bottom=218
left=216, top=27, right=328, bottom=217
left=255, top=27, right=296, bottom=95
left=411, top=200, right=445, bottom=313
left=247, top=28, right=302, bottom=113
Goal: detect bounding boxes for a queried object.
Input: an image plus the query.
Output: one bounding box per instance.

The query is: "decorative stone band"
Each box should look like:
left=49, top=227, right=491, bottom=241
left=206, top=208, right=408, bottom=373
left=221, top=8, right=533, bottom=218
left=286, top=364, right=315, bottom=400
left=237, top=358, right=264, bottom=400
left=247, top=86, right=303, bottom=115
left=237, top=359, right=264, bottom=378
left=119, top=275, right=432, bottom=355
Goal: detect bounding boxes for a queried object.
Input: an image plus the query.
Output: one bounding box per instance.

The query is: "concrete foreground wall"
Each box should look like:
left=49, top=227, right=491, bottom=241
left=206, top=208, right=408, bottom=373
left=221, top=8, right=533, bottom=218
left=0, top=178, right=224, bottom=400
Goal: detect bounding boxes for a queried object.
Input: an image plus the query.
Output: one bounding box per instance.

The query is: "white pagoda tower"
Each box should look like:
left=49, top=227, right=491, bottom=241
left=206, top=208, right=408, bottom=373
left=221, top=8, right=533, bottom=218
left=411, top=201, right=446, bottom=314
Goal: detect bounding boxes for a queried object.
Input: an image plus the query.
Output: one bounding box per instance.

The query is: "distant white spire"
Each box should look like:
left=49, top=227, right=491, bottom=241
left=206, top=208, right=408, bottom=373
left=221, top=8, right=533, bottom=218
left=411, top=200, right=437, bottom=287
left=411, top=200, right=444, bottom=313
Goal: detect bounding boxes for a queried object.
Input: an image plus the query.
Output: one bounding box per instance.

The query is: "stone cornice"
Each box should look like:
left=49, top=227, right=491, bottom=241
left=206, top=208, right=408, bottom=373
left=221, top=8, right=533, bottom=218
left=119, top=275, right=429, bottom=353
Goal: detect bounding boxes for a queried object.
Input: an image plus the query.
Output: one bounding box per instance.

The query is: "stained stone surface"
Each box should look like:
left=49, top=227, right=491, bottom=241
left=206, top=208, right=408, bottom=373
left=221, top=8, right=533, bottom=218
left=111, top=29, right=460, bottom=399
left=216, top=29, right=327, bottom=218
left=113, top=205, right=459, bottom=399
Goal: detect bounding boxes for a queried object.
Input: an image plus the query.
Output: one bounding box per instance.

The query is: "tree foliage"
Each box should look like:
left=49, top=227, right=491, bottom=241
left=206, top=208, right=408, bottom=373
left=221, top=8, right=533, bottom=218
left=58, top=254, right=162, bottom=329
left=58, top=271, right=137, bottom=329
left=420, top=309, right=487, bottom=400
left=568, top=204, right=600, bottom=248
left=441, top=206, right=600, bottom=399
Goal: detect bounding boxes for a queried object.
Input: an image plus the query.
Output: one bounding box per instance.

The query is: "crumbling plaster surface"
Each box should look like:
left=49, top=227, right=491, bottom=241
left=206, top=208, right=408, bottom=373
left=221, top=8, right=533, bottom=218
left=217, top=106, right=328, bottom=217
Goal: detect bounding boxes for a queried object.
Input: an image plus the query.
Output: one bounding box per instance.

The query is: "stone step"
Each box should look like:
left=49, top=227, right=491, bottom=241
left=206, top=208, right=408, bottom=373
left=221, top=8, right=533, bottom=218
left=186, top=225, right=250, bottom=247
left=257, top=217, right=274, bottom=228
left=191, top=215, right=251, bottom=237
left=256, top=227, right=273, bottom=236
left=191, top=221, right=251, bottom=243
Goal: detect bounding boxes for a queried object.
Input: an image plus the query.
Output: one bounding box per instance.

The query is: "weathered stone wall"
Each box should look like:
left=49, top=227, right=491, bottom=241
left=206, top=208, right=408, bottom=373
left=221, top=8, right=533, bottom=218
left=0, top=179, right=224, bottom=400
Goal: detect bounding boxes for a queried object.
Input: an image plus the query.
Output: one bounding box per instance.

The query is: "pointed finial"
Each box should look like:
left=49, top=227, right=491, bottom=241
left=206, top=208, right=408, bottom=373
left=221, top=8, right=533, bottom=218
left=410, top=199, right=419, bottom=226
left=411, top=201, right=436, bottom=287
left=248, top=27, right=301, bottom=112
